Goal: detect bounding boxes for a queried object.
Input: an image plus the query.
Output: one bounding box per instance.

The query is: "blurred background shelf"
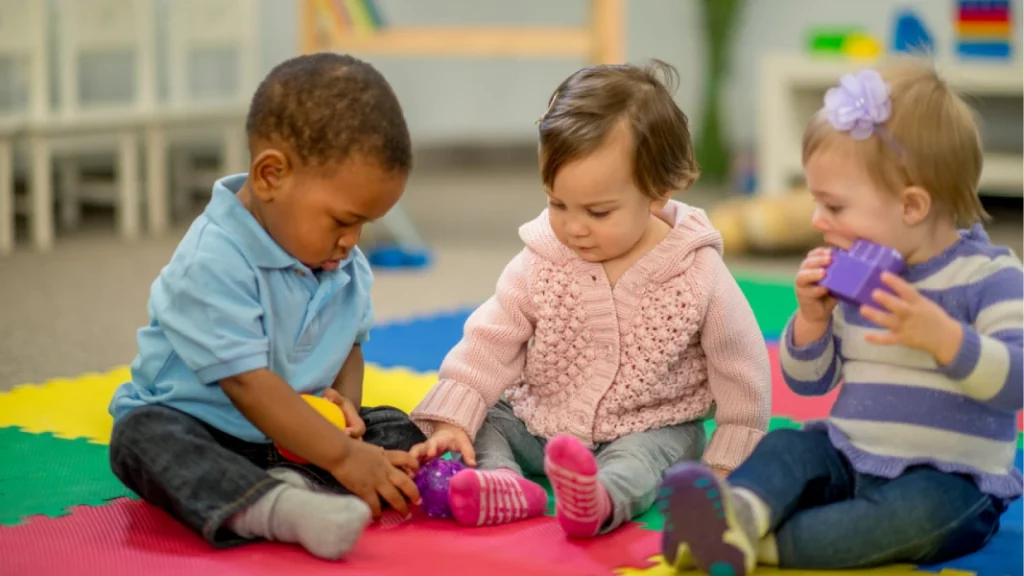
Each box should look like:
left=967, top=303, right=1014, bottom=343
left=302, top=0, right=624, bottom=63
left=757, top=53, right=1023, bottom=198
left=305, top=26, right=594, bottom=58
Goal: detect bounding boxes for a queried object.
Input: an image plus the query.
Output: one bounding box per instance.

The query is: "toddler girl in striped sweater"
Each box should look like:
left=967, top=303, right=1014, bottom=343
left=659, top=59, right=1023, bottom=575
left=408, top=61, right=772, bottom=538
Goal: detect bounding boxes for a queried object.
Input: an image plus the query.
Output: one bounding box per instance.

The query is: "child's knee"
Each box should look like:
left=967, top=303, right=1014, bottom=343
left=760, top=427, right=804, bottom=446
left=360, top=405, right=411, bottom=425
left=360, top=407, right=426, bottom=450
left=478, top=403, right=529, bottom=438
left=755, top=428, right=826, bottom=455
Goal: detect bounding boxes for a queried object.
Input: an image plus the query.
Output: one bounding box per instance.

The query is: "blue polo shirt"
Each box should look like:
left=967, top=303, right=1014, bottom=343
left=109, top=174, right=375, bottom=442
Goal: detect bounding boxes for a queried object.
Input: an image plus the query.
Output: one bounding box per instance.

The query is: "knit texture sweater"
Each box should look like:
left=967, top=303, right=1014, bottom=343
left=780, top=225, right=1023, bottom=499
left=410, top=201, right=771, bottom=469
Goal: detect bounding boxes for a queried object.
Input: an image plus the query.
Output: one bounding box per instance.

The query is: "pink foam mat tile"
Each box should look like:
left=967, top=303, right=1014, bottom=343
left=0, top=498, right=660, bottom=576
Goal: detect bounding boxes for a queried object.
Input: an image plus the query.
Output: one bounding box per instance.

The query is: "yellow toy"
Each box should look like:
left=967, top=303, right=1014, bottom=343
left=276, top=394, right=347, bottom=463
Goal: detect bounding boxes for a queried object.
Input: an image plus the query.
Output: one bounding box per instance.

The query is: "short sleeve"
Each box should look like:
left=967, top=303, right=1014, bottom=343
left=355, top=299, right=374, bottom=344
left=153, top=242, right=269, bottom=384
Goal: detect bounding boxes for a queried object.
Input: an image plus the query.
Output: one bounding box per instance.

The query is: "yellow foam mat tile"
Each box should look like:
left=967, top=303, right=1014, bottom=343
left=0, top=368, right=129, bottom=444
left=615, top=555, right=975, bottom=575
left=361, top=365, right=437, bottom=415
left=0, top=364, right=437, bottom=445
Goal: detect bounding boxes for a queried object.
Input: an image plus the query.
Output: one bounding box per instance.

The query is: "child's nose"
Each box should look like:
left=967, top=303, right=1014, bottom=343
left=566, top=219, right=588, bottom=238
left=811, top=208, right=830, bottom=232
left=339, top=226, right=361, bottom=249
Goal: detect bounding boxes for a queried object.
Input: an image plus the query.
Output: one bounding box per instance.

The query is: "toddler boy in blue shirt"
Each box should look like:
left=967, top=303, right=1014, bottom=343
left=108, top=53, right=424, bottom=561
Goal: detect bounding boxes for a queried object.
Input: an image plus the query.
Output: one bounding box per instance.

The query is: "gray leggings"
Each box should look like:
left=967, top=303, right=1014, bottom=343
left=473, top=400, right=706, bottom=533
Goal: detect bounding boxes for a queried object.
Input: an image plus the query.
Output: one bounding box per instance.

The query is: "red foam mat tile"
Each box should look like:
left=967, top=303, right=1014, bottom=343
left=767, top=345, right=839, bottom=422
left=0, top=498, right=661, bottom=576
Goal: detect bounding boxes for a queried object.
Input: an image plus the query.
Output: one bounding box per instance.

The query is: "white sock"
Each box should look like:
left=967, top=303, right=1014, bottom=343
left=228, top=483, right=371, bottom=560
left=732, top=487, right=770, bottom=538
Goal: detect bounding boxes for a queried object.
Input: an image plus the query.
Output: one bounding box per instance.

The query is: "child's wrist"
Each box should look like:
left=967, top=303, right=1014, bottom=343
left=320, top=432, right=355, bottom=470
left=430, top=421, right=463, bottom=436
left=792, top=312, right=829, bottom=347
left=931, top=318, right=964, bottom=367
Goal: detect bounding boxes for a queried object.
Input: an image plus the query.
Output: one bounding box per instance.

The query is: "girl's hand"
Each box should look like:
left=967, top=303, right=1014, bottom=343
left=792, top=247, right=838, bottom=346
left=410, top=423, right=476, bottom=466
left=794, top=247, right=838, bottom=325
left=860, top=272, right=963, bottom=366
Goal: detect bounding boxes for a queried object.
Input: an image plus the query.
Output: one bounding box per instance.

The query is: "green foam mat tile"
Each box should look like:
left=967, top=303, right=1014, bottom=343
left=0, top=426, right=135, bottom=526
left=735, top=275, right=797, bottom=339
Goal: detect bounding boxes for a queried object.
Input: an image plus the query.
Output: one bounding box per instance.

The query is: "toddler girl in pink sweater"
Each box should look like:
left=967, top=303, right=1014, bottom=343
left=409, top=60, right=771, bottom=538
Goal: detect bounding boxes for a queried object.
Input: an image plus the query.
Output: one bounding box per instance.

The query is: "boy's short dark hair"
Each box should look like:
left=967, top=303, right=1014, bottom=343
left=246, top=53, right=412, bottom=173
left=537, top=59, right=698, bottom=199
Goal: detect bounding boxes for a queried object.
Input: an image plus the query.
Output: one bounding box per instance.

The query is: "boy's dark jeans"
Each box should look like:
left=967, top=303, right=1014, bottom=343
left=109, top=404, right=426, bottom=547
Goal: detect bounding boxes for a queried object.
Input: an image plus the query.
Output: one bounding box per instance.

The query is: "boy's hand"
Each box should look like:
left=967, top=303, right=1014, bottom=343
left=860, top=272, right=963, bottom=366
left=409, top=423, right=476, bottom=466
left=323, top=388, right=366, bottom=439
left=329, top=441, right=421, bottom=519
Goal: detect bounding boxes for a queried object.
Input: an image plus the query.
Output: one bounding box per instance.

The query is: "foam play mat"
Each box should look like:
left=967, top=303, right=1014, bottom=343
left=1, top=276, right=1020, bottom=575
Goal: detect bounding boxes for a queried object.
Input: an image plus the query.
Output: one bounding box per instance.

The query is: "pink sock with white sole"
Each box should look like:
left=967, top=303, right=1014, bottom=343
left=544, top=435, right=612, bottom=538
left=448, top=468, right=548, bottom=526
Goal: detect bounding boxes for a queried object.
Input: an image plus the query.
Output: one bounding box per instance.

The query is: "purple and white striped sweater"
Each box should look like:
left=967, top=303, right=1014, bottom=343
left=780, top=225, right=1023, bottom=500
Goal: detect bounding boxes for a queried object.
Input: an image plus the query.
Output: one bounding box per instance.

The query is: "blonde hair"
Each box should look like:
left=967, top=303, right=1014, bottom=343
left=802, top=57, right=988, bottom=225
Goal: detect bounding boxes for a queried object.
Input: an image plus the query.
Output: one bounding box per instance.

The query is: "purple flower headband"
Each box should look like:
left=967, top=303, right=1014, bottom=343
left=824, top=69, right=901, bottom=154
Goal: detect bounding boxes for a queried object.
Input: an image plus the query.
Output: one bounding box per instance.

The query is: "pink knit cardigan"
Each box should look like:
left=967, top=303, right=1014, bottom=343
left=410, top=201, right=771, bottom=469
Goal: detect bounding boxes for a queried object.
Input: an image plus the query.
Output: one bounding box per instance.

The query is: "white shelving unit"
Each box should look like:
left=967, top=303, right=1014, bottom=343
left=756, top=53, right=1023, bottom=198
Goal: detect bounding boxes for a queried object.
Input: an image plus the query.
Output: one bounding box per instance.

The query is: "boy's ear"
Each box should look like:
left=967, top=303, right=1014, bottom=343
left=250, top=148, right=292, bottom=202
left=900, top=185, right=932, bottom=226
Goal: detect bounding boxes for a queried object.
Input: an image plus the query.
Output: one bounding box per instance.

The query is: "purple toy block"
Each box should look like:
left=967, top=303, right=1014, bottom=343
left=819, top=240, right=905, bottom=308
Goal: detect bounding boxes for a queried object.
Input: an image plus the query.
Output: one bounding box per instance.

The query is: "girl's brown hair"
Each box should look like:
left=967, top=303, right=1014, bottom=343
left=537, top=60, right=699, bottom=200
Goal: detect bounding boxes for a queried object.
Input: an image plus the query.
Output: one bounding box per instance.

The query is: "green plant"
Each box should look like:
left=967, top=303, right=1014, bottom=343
left=697, top=0, right=745, bottom=183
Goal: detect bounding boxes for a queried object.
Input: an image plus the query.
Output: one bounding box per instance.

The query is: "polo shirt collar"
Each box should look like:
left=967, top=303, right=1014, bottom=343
left=205, top=174, right=300, bottom=269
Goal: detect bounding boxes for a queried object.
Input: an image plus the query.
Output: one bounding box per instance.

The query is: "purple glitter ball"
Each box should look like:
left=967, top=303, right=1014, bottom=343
left=414, top=457, right=466, bottom=519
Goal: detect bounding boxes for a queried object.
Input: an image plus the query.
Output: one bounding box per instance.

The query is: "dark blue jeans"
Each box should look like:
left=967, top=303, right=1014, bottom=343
left=109, top=404, right=425, bottom=547
left=727, top=428, right=1006, bottom=570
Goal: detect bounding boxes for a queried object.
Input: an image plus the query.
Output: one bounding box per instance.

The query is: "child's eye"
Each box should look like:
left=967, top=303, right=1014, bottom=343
left=549, top=201, right=566, bottom=210
left=588, top=210, right=610, bottom=218
left=825, top=205, right=844, bottom=214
